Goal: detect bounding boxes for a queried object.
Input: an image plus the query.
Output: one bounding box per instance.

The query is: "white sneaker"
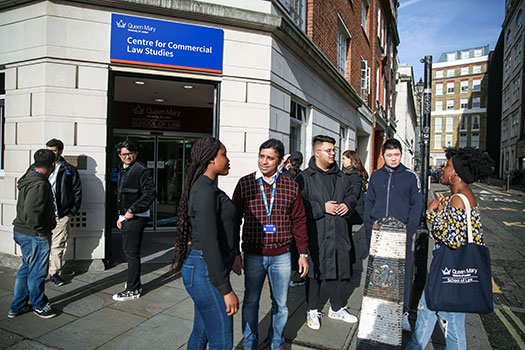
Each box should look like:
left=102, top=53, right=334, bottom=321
left=328, top=307, right=358, bottom=323
left=306, top=309, right=321, bottom=330
left=402, top=312, right=412, bottom=332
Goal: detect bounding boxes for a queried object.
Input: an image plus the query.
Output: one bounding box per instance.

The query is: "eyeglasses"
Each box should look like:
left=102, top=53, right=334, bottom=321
left=319, top=149, right=335, bottom=154
left=119, top=152, right=135, bottom=157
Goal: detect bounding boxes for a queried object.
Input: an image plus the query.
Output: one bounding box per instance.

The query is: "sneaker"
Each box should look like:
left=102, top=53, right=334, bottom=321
left=290, top=279, right=306, bottom=287
left=328, top=306, right=358, bottom=323
left=402, top=311, right=412, bottom=332
left=50, top=274, right=65, bottom=287
left=33, top=304, right=57, bottom=319
left=306, top=309, right=321, bottom=330
left=7, top=304, right=31, bottom=318
left=113, top=288, right=142, bottom=301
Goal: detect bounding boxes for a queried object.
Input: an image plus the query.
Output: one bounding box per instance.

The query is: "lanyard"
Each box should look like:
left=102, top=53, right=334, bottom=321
left=259, top=177, right=277, bottom=222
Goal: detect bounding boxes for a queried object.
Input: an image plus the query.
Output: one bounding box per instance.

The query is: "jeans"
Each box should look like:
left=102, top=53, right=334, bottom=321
left=9, top=232, right=51, bottom=313
left=406, top=291, right=467, bottom=350
left=182, top=250, right=235, bottom=350
left=121, top=217, right=148, bottom=291
left=242, top=252, right=291, bottom=350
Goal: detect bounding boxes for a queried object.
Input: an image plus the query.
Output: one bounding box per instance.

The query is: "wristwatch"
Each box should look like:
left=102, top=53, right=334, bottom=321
left=299, top=254, right=308, bottom=258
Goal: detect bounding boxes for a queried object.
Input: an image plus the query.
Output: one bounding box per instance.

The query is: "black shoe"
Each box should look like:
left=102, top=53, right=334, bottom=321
left=7, top=304, right=31, bottom=318
left=112, top=288, right=142, bottom=301
left=50, top=274, right=65, bottom=287
left=33, top=304, right=57, bottom=319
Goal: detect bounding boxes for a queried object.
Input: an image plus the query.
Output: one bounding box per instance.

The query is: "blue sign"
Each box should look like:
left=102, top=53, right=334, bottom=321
left=111, top=14, right=223, bottom=73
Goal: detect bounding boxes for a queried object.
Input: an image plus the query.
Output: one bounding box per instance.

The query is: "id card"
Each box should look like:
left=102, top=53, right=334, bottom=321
left=263, top=224, right=276, bottom=234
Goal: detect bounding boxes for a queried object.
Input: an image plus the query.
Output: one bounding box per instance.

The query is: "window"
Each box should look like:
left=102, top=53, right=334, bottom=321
left=434, top=133, right=442, bottom=148
left=337, top=22, right=350, bottom=77
left=460, top=98, right=468, bottom=108
left=512, top=112, right=520, bottom=137
left=361, top=0, right=369, bottom=33
left=473, top=65, right=481, bottom=74
left=446, top=117, right=454, bottom=132
left=447, top=82, right=454, bottom=94
left=447, top=52, right=456, bottom=61
left=0, top=71, right=4, bottom=171
left=435, top=100, right=443, bottom=111
left=461, top=67, right=469, bottom=75
left=376, top=63, right=380, bottom=102
left=507, top=29, right=513, bottom=44
left=471, top=115, right=480, bottom=130
left=472, top=97, right=480, bottom=108
left=471, top=132, right=479, bottom=148
left=461, top=80, right=469, bottom=92
left=447, top=69, right=455, bottom=77
left=360, top=58, right=369, bottom=100
left=459, top=133, right=467, bottom=147
left=446, top=134, right=453, bottom=147
left=436, top=70, right=444, bottom=78
left=517, top=9, right=523, bottom=27
left=474, top=48, right=483, bottom=57
left=434, top=117, right=442, bottom=131
left=459, top=116, right=468, bottom=131
left=290, top=100, right=306, bottom=153
left=461, top=50, right=470, bottom=59
left=446, top=99, right=454, bottom=110
left=278, top=0, right=307, bottom=31
left=436, top=83, right=443, bottom=95
left=473, top=79, right=481, bottom=92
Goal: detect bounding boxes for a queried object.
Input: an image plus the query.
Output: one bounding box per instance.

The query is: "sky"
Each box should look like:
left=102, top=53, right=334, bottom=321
left=397, top=0, right=506, bottom=80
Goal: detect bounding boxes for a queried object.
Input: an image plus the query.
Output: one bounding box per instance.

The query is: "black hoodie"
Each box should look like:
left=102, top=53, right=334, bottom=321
left=13, top=170, right=56, bottom=237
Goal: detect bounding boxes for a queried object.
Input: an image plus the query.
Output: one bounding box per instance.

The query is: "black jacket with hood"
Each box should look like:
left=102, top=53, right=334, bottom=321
left=13, top=170, right=56, bottom=237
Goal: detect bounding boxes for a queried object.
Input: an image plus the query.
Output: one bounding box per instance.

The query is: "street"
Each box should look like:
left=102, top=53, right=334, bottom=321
left=434, top=182, right=525, bottom=350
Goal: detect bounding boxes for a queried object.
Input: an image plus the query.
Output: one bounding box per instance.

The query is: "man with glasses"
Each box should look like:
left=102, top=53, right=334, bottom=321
left=296, top=135, right=358, bottom=330
left=114, top=140, right=156, bottom=301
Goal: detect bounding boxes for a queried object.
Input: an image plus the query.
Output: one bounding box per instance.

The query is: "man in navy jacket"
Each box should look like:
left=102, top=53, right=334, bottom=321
left=364, top=138, right=423, bottom=332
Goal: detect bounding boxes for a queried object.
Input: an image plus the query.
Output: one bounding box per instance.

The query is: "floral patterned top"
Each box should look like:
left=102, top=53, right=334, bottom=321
left=427, top=202, right=485, bottom=249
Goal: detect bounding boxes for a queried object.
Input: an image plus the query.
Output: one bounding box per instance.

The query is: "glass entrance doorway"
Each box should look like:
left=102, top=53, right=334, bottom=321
left=109, top=133, right=196, bottom=230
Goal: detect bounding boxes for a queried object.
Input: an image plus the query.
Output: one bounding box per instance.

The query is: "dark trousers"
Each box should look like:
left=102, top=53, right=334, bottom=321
left=121, top=217, right=148, bottom=291
left=306, top=277, right=346, bottom=311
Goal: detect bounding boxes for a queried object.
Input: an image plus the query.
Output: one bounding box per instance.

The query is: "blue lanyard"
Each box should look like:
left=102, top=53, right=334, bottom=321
left=259, top=177, right=277, bottom=222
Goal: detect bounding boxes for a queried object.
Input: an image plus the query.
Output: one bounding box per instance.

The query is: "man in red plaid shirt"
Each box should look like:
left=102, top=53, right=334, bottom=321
left=233, top=138, right=308, bottom=350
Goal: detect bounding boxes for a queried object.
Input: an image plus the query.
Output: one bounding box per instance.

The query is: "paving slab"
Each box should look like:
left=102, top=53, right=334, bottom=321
left=0, top=310, right=77, bottom=339
left=54, top=290, right=116, bottom=318
left=96, top=313, right=192, bottom=350
left=36, top=308, right=146, bottom=350
left=4, top=339, right=60, bottom=350
left=0, top=328, right=23, bottom=349
left=110, top=285, right=185, bottom=318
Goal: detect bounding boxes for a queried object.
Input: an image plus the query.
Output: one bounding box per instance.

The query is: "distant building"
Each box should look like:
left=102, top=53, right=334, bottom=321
left=430, top=45, right=490, bottom=166
left=500, top=0, right=524, bottom=177
left=394, top=65, right=417, bottom=170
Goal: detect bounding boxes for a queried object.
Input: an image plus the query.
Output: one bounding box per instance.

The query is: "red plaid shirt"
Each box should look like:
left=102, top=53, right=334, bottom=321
left=233, top=172, right=308, bottom=256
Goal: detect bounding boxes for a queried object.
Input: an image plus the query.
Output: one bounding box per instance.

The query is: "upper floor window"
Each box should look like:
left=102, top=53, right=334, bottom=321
left=461, top=50, right=470, bottom=59
left=474, top=48, right=483, bottom=57
left=436, top=70, right=444, bottom=78
left=459, top=133, right=467, bottom=147
left=435, top=100, right=443, bottom=111
left=507, top=29, right=513, bottom=44
left=446, top=99, right=454, bottom=110
left=446, top=117, right=454, bottom=132
left=461, top=80, right=469, bottom=92
left=517, top=9, right=523, bottom=28
left=337, top=20, right=350, bottom=77
left=472, top=97, right=481, bottom=108
left=361, top=0, right=369, bottom=34
left=278, top=0, right=307, bottom=31
left=471, top=115, right=480, bottom=130
left=290, top=100, right=306, bottom=153
left=460, top=98, right=469, bottom=108
left=473, top=65, right=482, bottom=74
left=360, top=58, right=369, bottom=100
left=435, top=117, right=442, bottom=131
left=447, top=52, right=456, bottom=61
left=461, top=67, right=469, bottom=75
left=445, top=133, right=453, bottom=148
left=447, top=69, right=455, bottom=77
left=447, top=82, right=454, bottom=94
left=471, top=132, right=479, bottom=148
left=459, top=116, right=468, bottom=131
left=473, top=79, right=481, bottom=92
left=436, top=83, right=443, bottom=95
left=434, top=133, right=442, bottom=149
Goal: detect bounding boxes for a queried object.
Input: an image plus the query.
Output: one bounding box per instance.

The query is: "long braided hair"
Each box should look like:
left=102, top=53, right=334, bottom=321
left=173, top=137, right=222, bottom=272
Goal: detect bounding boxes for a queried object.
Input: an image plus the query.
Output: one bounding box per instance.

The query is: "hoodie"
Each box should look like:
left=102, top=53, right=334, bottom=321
left=13, top=170, right=56, bottom=237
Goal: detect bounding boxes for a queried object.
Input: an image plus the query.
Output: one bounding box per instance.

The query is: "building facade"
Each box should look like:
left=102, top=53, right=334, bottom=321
left=0, top=0, right=397, bottom=265
left=501, top=0, right=524, bottom=178
left=430, top=46, right=490, bottom=166
left=394, top=65, right=417, bottom=170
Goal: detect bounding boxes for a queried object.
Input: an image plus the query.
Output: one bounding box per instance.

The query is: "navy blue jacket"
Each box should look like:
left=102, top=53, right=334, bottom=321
left=364, top=163, right=423, bottom=238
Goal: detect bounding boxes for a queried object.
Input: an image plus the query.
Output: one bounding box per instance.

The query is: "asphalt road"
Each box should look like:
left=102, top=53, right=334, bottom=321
left=434, top=182, right=525, bottom=350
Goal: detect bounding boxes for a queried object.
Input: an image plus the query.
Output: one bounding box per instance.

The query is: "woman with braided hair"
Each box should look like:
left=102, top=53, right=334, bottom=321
left=174, top=137, right=240, bottom=349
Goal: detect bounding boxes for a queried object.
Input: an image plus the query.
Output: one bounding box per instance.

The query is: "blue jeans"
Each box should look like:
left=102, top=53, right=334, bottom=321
left=406, top=291, right=467, bottom=350
left=242, top=252, right=291, bottom=350
left=9, top=232, right=51, bottom=313
left=182, top=250, right=234, bottom=350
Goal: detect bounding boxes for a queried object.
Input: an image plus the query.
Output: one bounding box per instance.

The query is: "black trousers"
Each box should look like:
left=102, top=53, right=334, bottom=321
left=121, top=217, right=148, bottom=291
left=306, top=278, right=346, bottom=311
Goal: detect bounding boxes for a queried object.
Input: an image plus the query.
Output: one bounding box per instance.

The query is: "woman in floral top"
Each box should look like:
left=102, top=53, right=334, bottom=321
left=406, top=147, right=492, bottom=350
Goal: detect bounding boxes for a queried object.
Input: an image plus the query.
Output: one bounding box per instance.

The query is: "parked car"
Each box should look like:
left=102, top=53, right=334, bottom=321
left=430, top=166, right=442, bottom=183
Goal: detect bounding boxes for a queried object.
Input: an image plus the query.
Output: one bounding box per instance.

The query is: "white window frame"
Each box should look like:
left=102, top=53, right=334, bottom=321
left=361, top=0, right=369, bottom=34
left=447, top=52, right=456, bottom=61
left=460, top=67, right=469, bottom=75
left=461, top=80, right=469, bottom=92
left=473, top=65, right=482, bottom=74
left=290, top=99, right=307, bottom=154
left=360, top=57, right=369, bottom=100
left=459, top=116, right=468, bottom=131
left=461, top=51, right=470, bottom=59
left=446, top=99, right=454, bottom=110
left=436, top=70, right=444, bottom=78
left=474, top=49, right=483, bottom=57
left=460, top=98, right=468, bottom=108
left=337, top=17, right=351, bottom=77
left=445, top=133, right=453, bottom=147
left=447, top=82, right=454, bottom=94
left=459, top=133, right=467, bottom=147
left=447, top=69, right=455, bottom=77
left=435, top=100, right=443, bottom=111
left=434, top=133, right=442, bottom=149
left=471, top=132, right=479, bottom=148
left=472, top=97, right=480, bottom=108
left=446, top=117, right=454, bottom=132
left=436, top=83, right=443, bottom=95
left=471, top=115, right=480, bottom=130
left=434, top=117, right=442, bottom=131
left=472, top=79, right=481, bottom=92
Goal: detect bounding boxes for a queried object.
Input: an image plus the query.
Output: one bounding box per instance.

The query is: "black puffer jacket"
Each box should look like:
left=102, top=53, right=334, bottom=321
left=117, top=161, right=156, bottom=215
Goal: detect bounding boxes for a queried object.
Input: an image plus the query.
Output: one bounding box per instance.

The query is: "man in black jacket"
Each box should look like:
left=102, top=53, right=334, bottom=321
left=296, top=135, right=358, bottom=331
left=9, top=149, right=57, bottom=319
left=45, top=139, right=82, bottom=287
left=114, top=140, right=156, bottom=301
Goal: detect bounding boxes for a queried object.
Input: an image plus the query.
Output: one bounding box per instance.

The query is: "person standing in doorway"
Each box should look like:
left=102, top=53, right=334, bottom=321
left=233, top=138, right=309, bottom=350
left=114, top=140, right=156, bottom=301
left=45, top=139, right=82, bottom=287
left=296, top=136, right=358, bottom=330
left=9, top=149, right=57, bottom=319
left=364, top=138, right=423, bottom=332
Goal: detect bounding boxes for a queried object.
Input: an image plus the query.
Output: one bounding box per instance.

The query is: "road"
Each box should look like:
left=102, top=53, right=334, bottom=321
left=435, top=182, right=525, bottom=350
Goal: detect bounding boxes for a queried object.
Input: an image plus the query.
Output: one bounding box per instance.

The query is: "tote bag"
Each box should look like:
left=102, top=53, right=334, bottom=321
left=425, top=193, right=493, bottom=314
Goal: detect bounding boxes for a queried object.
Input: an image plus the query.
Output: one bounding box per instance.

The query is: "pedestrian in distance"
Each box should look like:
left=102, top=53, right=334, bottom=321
left=173, top=137, right=241, bottom=350
left=9, top=149, right=57, bottom=319
left=406, top=147, right=492, bottom=350
left=45, top=138, right=82, bottom=287
left=296, top=135, right=358, bottom=331
left=113, top=140, right=156, bottom=301
left=363, top=138, right=423, bottom=332
left=342, top=150, right=368, bottom=275
left=233, top=138, right=309, bottom=350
